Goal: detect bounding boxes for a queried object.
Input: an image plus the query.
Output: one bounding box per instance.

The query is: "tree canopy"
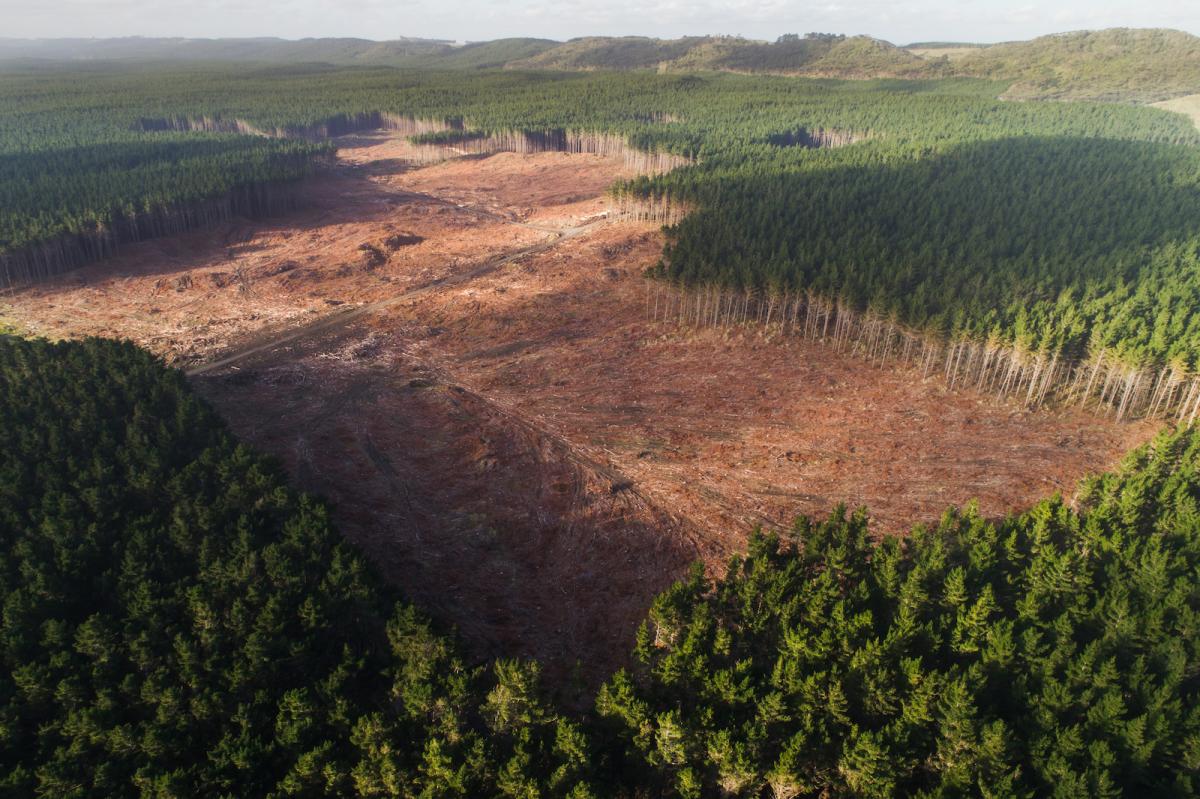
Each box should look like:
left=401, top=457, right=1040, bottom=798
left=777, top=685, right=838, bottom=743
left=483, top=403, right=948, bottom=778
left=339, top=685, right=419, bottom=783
left=0, top=336, right=595, bottom=798
left=5, top=337, right=1200, bottom=796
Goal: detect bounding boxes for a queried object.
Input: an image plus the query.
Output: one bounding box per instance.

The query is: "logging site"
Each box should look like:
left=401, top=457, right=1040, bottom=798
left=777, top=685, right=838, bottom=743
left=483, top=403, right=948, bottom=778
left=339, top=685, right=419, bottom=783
left=7, top=19, right=1200, bottom=799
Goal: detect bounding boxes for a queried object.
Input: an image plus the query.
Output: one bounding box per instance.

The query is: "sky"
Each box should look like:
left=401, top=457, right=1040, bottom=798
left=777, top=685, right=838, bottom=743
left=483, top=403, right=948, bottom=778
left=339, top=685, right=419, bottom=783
left=3, top=0, right=1199, bottom=45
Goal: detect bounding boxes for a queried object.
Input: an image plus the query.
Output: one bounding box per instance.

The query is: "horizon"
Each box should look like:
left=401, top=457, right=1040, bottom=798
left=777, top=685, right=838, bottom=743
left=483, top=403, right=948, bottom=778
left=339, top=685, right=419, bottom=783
left=4, top=0, right=1199, bottom=48
left=2, top=25, right=1200, bottom=51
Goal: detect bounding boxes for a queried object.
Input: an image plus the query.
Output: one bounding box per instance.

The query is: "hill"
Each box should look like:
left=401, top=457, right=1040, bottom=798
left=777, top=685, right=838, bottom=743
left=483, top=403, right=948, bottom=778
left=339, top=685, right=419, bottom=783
left=408, top=37, right=558, bottom=69
left=947, top=28, right=1200, bottom=101
left=904, top=42, right=989, bottom=62
left=506, top=35, right=715, bottom=70
left=0, top=35, right=558, bottom=68
left=507, top=33, right=925, bottom=77
left=4, top=29, right=1200, bottom=100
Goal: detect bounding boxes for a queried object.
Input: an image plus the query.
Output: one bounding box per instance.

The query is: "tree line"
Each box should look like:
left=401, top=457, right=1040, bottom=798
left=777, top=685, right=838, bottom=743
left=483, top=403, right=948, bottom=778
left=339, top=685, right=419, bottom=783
left=4, top=333, right=1200, bottom=796
left=3, top=64, right=1196, bottom=290
left=641, top=133, right=1200, bottom=416
left=0, top=134, right=329, bottom=287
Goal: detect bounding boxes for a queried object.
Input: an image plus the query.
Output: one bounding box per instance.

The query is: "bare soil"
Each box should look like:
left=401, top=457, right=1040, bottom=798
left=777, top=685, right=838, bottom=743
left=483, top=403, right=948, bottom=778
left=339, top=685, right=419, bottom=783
left=4, top=132, right=615, bottom=364
left=2, top=131, right=1161, bottom=681
left=370, top=227, right=1156, bottom=535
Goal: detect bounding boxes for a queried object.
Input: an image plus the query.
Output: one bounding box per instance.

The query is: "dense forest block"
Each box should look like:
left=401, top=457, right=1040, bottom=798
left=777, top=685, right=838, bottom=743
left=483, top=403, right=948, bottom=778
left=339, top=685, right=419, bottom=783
left=598, top=426, right=1200, bottom=797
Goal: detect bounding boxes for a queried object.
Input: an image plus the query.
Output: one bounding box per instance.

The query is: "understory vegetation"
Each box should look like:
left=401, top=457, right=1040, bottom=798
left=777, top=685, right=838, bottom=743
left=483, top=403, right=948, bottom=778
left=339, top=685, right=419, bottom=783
left=5, top=336, right=1200, bottom=797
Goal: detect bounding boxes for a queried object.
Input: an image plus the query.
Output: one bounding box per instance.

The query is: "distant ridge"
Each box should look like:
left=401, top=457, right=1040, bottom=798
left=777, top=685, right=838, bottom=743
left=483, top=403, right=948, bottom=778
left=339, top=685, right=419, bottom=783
left=506, top=34, right=925, bottom=78
left=0, top=36, right=557, bottom=68
left=3, top=28, right=1199, bottom=101
left=943, top=28, right=1200, bottom=102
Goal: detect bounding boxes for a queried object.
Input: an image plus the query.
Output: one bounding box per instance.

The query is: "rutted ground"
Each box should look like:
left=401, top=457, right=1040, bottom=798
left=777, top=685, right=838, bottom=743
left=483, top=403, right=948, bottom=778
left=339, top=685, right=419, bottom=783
left=1, top=131, right=1160, bottom=678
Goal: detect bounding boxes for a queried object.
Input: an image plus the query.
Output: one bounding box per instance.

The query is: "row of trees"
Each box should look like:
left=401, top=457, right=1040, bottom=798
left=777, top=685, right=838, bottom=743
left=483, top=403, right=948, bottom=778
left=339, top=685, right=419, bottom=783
left=4, top=64, right=1197, bottom=288
left=6, top=328, right=1200, bottom=797
left=639, top=133, right=1200, bottom=411
left=400, top=127, right=692, bottom=172
left=643, top=281, right=1200, bottom=420
left=0, top=134, right=329, bottom=287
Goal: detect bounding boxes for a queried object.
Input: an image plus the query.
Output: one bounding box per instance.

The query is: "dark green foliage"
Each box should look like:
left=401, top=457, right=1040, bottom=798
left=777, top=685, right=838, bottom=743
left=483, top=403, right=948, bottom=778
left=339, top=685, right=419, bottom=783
left=0, top=135, right=325, bottom=253
left=410, top=129, right=488, bottom=145
left=5, top=333, right=1200, bottom=797
left=0, top=336, right=594, bottom=798
left=598, top=427, right=1200, bottom=797
left=2, top=63, right=1194, bottom=296
left=655, top=135, right=1200, bottom=365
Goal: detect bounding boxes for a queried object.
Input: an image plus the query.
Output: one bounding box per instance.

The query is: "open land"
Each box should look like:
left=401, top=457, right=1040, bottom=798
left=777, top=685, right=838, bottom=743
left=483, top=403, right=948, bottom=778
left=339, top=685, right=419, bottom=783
left=1154, top=93, right=1200, bottom=130
left=2, top=131, right=1160, bottom=680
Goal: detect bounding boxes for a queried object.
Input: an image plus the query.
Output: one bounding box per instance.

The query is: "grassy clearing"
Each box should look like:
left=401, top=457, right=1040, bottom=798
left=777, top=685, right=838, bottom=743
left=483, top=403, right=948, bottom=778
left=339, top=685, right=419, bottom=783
left=1153, top=93, right=1200, bottom=130
left=0, top=307, right=27, bottom=337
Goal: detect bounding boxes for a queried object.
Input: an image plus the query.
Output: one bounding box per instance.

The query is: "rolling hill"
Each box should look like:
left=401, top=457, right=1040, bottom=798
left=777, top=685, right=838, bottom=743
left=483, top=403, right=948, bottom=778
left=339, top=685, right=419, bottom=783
left=945, top=28, right=1200, bottom=101
left=0, top=35, right=558, bottom=68
left=3, top=29, right=1200, bottom=101
left=506, top=34, right=925, bottom=77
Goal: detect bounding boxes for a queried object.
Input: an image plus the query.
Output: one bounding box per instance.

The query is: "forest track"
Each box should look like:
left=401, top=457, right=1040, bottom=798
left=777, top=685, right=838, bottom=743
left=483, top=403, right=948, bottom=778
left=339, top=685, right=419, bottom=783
left=338, top=155, right=589, bottom=234
left=186, top=218, right=604, bottom=377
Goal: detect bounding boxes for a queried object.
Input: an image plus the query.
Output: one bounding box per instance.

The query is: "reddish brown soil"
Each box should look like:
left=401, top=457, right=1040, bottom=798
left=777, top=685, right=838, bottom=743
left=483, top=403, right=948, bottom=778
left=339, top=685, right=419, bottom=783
left=193, top=323, right=708, bottom=685
left=4, top=132, right=617, bottom=364
left=372, top=226, right=1158, bottom=535
left=2, top=131, right=1162, bottom=680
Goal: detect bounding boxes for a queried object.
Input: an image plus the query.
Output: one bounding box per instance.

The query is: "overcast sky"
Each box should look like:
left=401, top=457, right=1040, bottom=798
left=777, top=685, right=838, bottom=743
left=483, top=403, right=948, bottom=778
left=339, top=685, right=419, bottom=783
left=3, top=0, right=1199, bottom=45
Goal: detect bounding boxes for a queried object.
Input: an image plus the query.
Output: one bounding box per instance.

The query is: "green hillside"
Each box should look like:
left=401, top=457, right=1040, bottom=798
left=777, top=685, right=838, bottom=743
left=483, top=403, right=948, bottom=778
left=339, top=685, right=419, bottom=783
left=950, top=28, right=1200, bottom=101
left=506, top=34, right=925, bottom=78
left=4, top=29, right=1200, bottom=100
left=0, top=35, right=557, bottom=69
left=506, top=35, right=714, bottom=70
left=412, top=38, right=558, bottom=69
